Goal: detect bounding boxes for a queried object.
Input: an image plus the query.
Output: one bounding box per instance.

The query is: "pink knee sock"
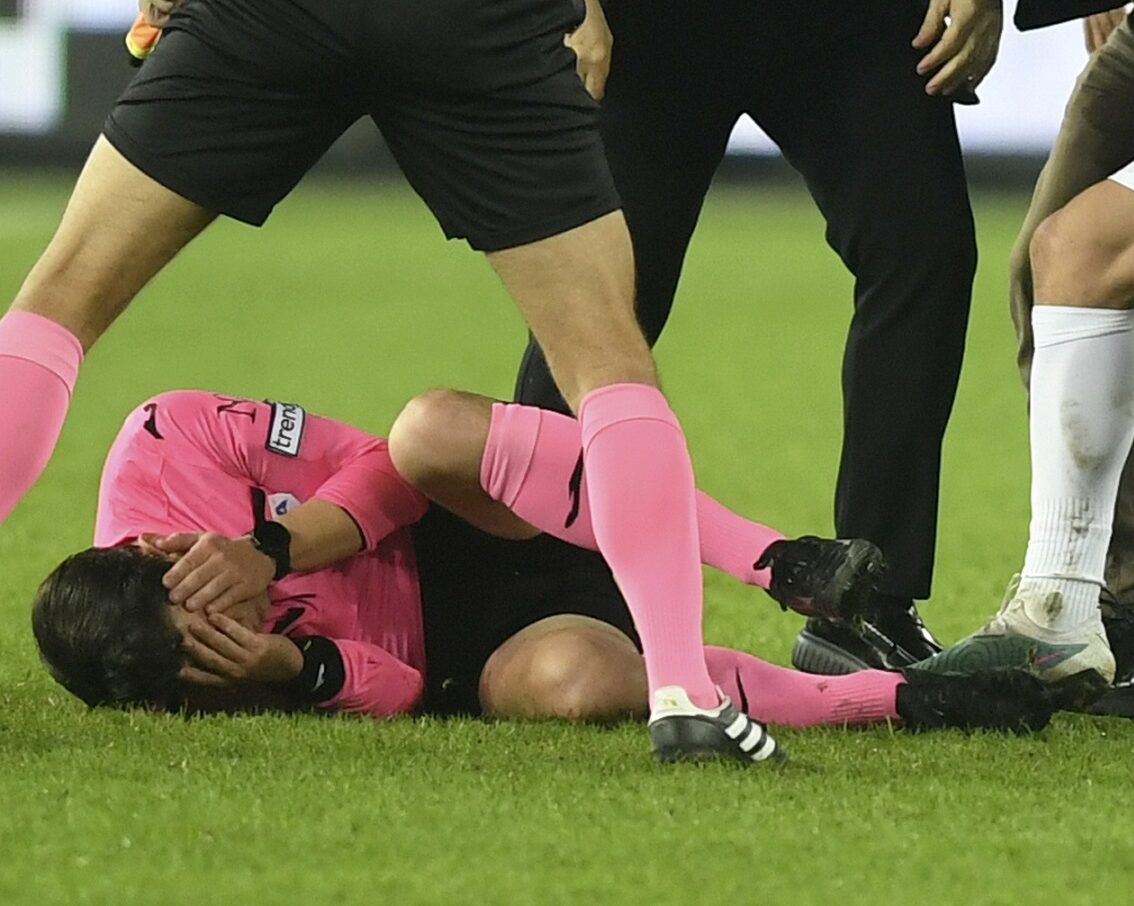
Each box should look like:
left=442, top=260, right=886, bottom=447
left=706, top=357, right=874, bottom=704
left=704, top=646, right=902, bottom=728
left=582, top=384, right=717, bottom=706
left=0, top=312, right=83, bottom=521
left=480, top=402, right=783, bottom=587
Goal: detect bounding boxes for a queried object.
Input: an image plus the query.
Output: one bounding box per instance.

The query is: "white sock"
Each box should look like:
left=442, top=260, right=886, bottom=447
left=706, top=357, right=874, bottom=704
left=1020, top=306, right=1134, bottom=632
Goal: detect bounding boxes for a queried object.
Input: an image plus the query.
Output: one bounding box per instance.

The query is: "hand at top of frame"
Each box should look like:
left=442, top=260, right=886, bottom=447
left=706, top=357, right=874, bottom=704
left=1084, top=8, right=1128, bottom=54
left=913, top=0, right=1004, bottom=96
left=152, top=531, right=277, bottom=614
left=139, top=0, right=183, bottom=28
left=565, top=0, right=612, bottom=100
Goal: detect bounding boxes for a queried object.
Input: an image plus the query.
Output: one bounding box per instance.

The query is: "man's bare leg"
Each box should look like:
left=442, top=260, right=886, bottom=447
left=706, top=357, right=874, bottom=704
left=918, top=179, right=1134, bottom=684
left=481, top=212, right=789, bottom=762
left=0, top=137, right=214, bottom=520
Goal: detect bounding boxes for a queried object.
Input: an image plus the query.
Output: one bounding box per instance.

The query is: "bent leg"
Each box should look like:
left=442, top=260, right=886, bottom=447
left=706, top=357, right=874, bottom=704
left=1019, top=180, right=1134, bottom=650
left=0, top=136, right=213, bottom=520
left=477, top=615, right=903, bottom=728
left=387, top=388, right=783, bottom=585
left=920, top=178, right=1134, bottom=682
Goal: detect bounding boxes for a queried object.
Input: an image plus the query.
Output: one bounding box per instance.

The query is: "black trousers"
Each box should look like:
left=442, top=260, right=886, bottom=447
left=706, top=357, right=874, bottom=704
left=515, top=0, right=977, bottom=600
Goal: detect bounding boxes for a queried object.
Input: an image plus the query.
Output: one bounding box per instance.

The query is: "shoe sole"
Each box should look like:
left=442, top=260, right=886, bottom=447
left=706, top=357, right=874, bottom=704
left=791, top=629, right=873, bottom=675
left=1087, top=680, right=1134, bottom=718
left=649, top=716, right=786, bottom=765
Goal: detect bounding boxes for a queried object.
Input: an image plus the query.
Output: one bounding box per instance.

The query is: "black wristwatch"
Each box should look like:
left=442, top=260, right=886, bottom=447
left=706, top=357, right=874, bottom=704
left=251, top=520, right=292, bottom=581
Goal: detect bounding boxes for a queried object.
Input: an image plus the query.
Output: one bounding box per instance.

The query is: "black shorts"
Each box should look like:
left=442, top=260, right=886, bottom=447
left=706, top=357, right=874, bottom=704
left=103, top=0, right=620, bottom=251
left=412, top=506, right=639, bottom=715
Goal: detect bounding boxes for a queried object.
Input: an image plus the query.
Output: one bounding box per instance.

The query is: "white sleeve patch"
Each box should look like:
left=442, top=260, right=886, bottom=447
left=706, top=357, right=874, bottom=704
left=267, top=492, right=302, bottom=518
left=266, top=401, right=306, bottom=457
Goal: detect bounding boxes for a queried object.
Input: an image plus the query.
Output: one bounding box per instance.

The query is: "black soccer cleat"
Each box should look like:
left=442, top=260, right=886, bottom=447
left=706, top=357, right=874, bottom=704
left=1100, top=589, right=1134, bottom=685
left=1087, top=679, right=1134, bottom=718
left=754, top=536, right=885, bottom=621
left=1047, top=669, right=1112, bottom=713
left=792, top=599, right=942, bottom=674
left=647, top=686, right=786, bottom=765
left=896, top=668, right=1054, bottom=734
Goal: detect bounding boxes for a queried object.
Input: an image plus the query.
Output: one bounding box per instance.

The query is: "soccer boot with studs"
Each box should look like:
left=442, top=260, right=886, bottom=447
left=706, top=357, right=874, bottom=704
left=896, top=667, right=1055, bottom=733
left=647, top=686, right=786, bottom=765
left=912, top=576, right=1116, bottom=684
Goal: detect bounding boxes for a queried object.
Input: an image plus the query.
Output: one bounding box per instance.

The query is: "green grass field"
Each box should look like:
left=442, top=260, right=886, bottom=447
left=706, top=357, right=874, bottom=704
left=2, top=172, right=1132, bottom=905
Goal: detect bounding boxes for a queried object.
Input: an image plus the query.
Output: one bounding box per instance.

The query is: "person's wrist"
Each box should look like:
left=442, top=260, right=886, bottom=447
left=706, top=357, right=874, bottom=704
left=250, top=520, right=292, bottom=580
left=276, top=636, right=304, bottom=681
left=279, top=637, right=345, bottom=702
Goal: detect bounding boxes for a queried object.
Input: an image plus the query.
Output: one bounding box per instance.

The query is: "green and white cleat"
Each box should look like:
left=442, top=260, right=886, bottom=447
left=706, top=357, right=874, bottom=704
left=913, top=577, right=1116, bottom=685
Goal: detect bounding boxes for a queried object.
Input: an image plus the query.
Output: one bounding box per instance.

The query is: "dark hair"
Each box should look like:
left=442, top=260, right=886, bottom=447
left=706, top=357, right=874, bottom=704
left=32, top=546, right=185, bottom=710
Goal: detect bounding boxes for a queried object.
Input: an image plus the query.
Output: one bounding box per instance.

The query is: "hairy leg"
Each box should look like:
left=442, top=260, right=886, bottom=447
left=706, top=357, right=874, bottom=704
left=13, top=136, right=215, bottom=348
left=1007, top=21, right=1134, bottom=599
left=0, top=137, right=214, bottom=520
left=1015, top=180, right=1134, bottom=646
left=485, top=213, right=717, bottom=708
left=487, top=211, right=651, bottom=409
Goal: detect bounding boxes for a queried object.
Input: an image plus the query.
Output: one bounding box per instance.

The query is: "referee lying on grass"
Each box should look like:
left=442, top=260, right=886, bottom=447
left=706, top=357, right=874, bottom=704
left=32, top=390, right=1054, bottom=750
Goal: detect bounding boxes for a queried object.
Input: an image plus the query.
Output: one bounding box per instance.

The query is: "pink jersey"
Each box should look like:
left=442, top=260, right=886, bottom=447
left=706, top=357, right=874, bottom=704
left=95, top=390, right=430, bottom=717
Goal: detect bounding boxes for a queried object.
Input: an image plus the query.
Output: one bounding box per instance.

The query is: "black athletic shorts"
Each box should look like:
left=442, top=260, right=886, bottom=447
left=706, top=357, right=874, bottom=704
left=103, top=0, right=620, bottom=251
left=412, top=506, right=639, bottom=716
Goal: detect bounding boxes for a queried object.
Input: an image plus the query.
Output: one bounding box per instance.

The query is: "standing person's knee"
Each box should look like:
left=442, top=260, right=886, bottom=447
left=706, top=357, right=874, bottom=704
left=1009, top=226, right=1035, bottom=297
left=1031, top=186, right=1134, bottom=309
left=1030, top=208, right=1082, bottom=301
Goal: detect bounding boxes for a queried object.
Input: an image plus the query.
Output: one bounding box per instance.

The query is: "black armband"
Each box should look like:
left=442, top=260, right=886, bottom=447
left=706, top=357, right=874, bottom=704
left=280, top=636, right=345, bottom=703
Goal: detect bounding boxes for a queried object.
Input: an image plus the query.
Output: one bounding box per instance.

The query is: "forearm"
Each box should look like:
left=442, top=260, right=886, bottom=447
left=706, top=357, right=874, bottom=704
left=309, top=446, right=429, bottom=552
left=274, top=498, right=364, bottom=573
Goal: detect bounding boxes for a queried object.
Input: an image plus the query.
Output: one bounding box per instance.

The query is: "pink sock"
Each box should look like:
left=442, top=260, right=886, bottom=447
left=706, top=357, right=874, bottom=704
left=480, top=402, right=783, bottom=586
left=0, top=312, right=83, bottom=521
left=576, top=384, right=715, bottom=707
left=705, top=646, right=902, bottom=728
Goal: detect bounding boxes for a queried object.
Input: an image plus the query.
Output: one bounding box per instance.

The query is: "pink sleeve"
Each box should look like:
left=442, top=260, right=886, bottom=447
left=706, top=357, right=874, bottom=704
left=152, top=391, right=428, bottom=550
left=320, top=639, right=424, bottom=718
